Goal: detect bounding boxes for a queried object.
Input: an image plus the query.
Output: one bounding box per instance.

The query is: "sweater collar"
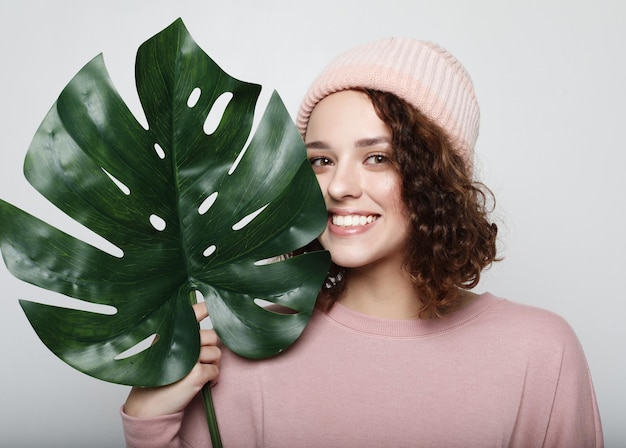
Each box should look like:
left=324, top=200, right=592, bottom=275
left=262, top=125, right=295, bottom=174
left=321, top=292, right=500, bottom=338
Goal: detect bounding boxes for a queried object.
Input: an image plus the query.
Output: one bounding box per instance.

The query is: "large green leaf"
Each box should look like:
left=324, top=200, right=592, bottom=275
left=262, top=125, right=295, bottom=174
left=0, top=19, right=330, bottom=387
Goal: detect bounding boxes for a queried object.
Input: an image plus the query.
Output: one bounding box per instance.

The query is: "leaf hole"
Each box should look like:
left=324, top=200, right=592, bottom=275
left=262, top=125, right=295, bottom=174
left=203, top=245, right=216, bottom=257
left=102, top=168, right=130, bottom=195
left=204, top=92, right=234, bottom=135
left=232, top=203, right=270, bottom=231
left=227, top=88, right=273, bottom=175
left=22, top=297, right=118, bottom=315
left=187, top=87, right=201, bottom=108
left=198, top=192, right=218, bottom=215
left=100, top=243, right=124, bottom=259
left=154, top=143, right=166, bottom=159
left=254, top=256, right=283, bottom=266
left=254, top=298, right=297, bottom=315
left=114, top=334, right=159, bottom=361
left=149, top=214, right=166, bottom=231
left=228, top=143, right=248, bottom=175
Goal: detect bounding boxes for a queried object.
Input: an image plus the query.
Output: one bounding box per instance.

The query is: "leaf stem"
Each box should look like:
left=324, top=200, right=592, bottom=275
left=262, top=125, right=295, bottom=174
left=189, top=290, right=222, bottom=447
left=202, top=383, right=223, bottom=447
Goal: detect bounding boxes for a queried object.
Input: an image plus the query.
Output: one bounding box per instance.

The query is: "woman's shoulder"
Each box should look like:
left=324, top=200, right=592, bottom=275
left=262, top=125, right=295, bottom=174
left=487, top=293, right=575, bottom=328
left=478, top=292, right=585, bottom=352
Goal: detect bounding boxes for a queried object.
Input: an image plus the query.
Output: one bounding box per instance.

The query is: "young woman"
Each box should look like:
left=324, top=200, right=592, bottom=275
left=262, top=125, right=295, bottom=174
left=122, top=38, right=603, bottom=447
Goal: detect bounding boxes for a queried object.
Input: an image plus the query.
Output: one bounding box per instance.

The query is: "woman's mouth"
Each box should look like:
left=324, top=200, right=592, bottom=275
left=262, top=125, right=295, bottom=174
left=331, top=214, right=378, bottom=227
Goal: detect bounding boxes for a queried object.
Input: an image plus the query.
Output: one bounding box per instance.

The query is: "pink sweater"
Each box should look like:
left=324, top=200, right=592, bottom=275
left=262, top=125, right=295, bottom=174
left=122, top=293, right=603, bottom=447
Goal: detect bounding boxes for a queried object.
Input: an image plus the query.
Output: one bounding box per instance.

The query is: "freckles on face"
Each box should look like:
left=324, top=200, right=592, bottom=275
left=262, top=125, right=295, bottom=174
left=303, top=90, right=410, bottom=270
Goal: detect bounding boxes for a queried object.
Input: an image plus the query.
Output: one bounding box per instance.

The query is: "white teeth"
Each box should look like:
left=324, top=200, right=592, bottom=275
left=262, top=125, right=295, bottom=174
left=332, top=214, right=377, bottom=227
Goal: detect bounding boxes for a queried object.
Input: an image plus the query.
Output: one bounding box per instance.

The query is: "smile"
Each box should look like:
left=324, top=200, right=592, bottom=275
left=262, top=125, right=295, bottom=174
left=331, top=214, right=378, bottom=227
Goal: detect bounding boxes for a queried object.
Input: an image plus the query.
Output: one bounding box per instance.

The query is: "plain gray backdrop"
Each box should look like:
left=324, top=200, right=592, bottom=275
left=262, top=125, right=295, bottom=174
left=1, top=1, right=623, bottom=446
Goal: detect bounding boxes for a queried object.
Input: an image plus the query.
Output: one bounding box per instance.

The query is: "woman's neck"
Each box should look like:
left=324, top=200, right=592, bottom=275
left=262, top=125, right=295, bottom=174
left=337, top=263, right=422, bottom=320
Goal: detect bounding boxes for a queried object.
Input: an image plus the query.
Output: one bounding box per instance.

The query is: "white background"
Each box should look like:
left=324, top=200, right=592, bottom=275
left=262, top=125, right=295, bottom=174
left=0, top=1, right=624, bottom=446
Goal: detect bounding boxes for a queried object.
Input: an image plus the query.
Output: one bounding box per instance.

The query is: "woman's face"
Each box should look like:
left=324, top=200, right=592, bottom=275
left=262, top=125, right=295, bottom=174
left=305, top=90, right=410, bottom=271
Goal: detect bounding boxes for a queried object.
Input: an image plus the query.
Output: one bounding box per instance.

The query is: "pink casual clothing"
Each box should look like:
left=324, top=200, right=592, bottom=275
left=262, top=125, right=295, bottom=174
left=122, top=293, right=603, bottom=447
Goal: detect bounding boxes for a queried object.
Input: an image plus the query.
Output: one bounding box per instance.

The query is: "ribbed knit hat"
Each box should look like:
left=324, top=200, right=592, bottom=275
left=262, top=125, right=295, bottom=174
left=296, top=38, right=480, bottom=169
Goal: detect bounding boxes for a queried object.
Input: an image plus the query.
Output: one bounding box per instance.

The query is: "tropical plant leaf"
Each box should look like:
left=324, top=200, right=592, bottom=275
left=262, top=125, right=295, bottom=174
left=0, top=18, right=330, bottom=387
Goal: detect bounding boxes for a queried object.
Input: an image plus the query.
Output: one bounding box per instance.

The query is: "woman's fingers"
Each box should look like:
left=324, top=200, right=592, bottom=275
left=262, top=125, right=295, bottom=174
left=199, top=329, right=221, bottom=364
left=200, top=328, right=219, bottom=345
left=198, top=345, right=221, bottom=364
left=192, top=301, right=209, bottom=322
left=123, top=311, right=222, bottom=418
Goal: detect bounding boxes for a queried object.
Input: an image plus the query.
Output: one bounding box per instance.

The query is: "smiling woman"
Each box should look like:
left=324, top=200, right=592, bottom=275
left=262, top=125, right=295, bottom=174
left=122, top=37, right=603, bottom=447
left=305, top=90, right=410, bottom=289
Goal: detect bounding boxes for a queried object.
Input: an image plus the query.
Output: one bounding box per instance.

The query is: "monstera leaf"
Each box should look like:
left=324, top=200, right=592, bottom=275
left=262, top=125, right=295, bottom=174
left=0, top=18, right=330, bottom=389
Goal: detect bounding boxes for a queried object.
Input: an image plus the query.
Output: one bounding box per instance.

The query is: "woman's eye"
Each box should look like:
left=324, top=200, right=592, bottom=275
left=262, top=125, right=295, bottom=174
left=309, top=157, right=332, bottom=167
left=365, top=154, right=389, bottom=165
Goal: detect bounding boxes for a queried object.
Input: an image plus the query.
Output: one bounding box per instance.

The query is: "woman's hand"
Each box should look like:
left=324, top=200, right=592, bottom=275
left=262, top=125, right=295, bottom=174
left=123, top=302, right=221, bottom=418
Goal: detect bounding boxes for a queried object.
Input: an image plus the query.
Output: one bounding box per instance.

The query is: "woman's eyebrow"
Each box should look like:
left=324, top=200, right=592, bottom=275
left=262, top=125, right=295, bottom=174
left=305, top=140, right=329, bottom=150
left=305, top=137, right=391, bottom=150
left=355, top=136, right=391, bottom=148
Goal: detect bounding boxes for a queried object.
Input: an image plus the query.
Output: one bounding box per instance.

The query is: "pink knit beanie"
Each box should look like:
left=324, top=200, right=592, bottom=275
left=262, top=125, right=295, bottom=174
left=296, top=37, right=480, bottom=169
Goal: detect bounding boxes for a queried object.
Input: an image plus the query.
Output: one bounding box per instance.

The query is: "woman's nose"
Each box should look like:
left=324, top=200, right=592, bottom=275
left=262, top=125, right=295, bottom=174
left=326, top=162, right=362, bottom=200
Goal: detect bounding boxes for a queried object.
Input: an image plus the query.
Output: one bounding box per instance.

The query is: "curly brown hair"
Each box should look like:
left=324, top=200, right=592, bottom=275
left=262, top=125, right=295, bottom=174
left=310, top=89, right=499, bottom=318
